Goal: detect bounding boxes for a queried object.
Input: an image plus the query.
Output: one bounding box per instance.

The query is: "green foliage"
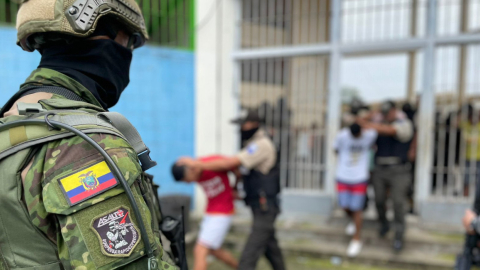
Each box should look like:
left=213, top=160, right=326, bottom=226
left=0, top=0, right=19, bottom=24
left=138, top=0, right=195, bottom=50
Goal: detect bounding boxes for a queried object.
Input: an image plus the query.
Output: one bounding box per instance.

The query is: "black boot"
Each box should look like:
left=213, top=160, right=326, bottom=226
left=455, top=234, right=478, bottom=270
left=393, top=231, right=404, bottom=252
left=379, top=222, right=390, bottom=238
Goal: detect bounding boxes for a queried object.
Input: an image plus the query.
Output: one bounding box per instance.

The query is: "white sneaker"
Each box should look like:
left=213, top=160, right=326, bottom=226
left=345, top=222, right=356, bottom=236
left=347, top=240, right=362, bottom=257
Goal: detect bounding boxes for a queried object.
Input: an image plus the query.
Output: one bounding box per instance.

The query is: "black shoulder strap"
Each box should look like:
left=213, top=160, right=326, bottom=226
left=19, top=86, right=86, bottom=102
left=1, top=86, right=86, bottom=117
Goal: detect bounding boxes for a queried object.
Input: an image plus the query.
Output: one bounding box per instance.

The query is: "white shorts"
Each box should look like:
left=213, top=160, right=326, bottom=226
left=198, top=214, right=233, bottom=250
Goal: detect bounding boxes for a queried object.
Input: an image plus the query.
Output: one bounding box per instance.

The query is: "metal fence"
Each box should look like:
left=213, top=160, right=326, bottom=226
left=0, top=0, right=194, bottom=50
left=240, top=56, right=328, bottom=190
left=240, top=0, right=329, bottom=49
left=342, top=0, right=427, bottom=43
left=239, top=0, right=331, bottom=191
left=234, top=0, right=480, bottom=206
left=432, top=44, right=480, bottom=201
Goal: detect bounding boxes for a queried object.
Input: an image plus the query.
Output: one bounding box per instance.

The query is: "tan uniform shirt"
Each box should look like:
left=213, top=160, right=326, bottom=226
left=372, top=110, right=414, bottom=142
left=237, top=128, right=277, bottom=175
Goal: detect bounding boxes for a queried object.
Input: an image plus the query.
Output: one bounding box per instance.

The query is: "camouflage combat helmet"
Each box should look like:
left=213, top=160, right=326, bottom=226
left=16, top=0, right=149, bottom=52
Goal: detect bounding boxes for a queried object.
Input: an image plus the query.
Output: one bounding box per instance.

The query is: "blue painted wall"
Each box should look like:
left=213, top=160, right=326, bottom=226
left=0, top=26, right=195, bottom=201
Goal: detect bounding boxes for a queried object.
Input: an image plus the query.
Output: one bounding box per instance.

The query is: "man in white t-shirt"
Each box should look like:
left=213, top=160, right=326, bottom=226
left=334, top=123, right=378, bottom=257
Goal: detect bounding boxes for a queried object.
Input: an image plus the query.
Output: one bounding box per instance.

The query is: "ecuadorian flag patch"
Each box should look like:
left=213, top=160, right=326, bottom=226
left=59, top=161, right=119, bottom=206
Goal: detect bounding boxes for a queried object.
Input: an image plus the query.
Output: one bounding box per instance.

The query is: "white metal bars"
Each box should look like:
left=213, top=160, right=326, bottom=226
left=237, top=0, right=331, bottom=191
left=430, top=44, right=480, bottom=202
left=233, top=0, right=480, bottom=201
left=240, top=0, right=329, bottom=49
left=239, top=57, right=329, bottom=191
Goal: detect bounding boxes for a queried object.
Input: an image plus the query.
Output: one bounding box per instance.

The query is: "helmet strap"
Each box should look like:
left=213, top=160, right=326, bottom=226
left=127, top=35, right=135, bottom=50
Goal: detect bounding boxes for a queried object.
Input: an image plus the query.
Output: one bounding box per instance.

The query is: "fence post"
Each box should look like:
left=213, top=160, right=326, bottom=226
left=415, top=0, right=437, bottom=212
left=229, top=0, right=242, bottom=155
left=325, top=0, right=342, bottom=199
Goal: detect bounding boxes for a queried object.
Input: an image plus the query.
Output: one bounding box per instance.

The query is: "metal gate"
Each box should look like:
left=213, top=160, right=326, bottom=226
left=239, top=0, right=330, bottom=191
left=240, top=56, right=329, bottom=190
left=233, top=0, right=480, bottom=213
left=431, top=44, right=480, bottom=202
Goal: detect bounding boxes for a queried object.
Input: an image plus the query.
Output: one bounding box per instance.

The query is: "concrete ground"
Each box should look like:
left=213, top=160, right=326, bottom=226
left=182, top=193, right=464, bottom=270
left=186, top=250, right=411, bottom=270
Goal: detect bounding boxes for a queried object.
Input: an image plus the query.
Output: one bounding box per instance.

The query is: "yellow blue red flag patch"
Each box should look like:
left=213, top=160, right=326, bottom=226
left=59, top=161, right=118, bottom=206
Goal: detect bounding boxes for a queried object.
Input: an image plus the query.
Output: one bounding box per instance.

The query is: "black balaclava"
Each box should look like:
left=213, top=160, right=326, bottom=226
left=38, top=38, right=132, bottom=109
left=241, top=127, right=259, bottom=143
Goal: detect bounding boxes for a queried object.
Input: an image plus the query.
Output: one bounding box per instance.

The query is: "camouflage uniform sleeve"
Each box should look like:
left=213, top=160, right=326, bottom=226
left=24, top=133, right=177, bottom=270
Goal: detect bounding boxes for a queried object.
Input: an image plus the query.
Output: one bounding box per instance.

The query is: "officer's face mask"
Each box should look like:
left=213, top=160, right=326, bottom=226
left=241, top=127, right=259, bottom=143
left=39, top=39, right=133, bottom=109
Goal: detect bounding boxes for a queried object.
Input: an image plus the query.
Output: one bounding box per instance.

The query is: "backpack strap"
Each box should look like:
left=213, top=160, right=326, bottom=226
left=97, top=112, right=157, bottom=171
left=0, top=103, right=157, bottom=171
left=0, top=86, right=87, bottom=117
left=19, top=86, right=86, bottom=102
left=0, top=111, right=126, bottom=161
left=58, top=111, right=157, bottom=171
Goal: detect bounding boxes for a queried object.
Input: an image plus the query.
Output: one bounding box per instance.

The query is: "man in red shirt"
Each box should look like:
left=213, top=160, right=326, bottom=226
left=172, top=156, right=238, bottom=270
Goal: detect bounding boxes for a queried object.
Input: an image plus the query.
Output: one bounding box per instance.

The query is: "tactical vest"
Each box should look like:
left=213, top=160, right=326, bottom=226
left=0, top=99, right=164, bottom=270
left=243, top=160, right=281, bottom=207
left=375, top=127, right=411, bottom=166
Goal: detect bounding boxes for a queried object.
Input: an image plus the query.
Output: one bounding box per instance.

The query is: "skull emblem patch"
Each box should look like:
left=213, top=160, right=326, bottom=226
left=91, top=206, right=141, bottom=257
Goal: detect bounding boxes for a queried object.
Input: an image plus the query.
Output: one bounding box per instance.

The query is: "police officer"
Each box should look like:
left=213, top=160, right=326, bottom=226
left=180, top=110, right=286, bottom=270
left=358, top=100, right=414, bottom=252
left=0, top=1, right=176, bottom=269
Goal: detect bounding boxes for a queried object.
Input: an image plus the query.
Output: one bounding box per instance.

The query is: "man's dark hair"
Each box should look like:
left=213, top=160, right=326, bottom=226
left=171, top=163, right=186, bottom=181
left=350, top=123, right=362, bottom=137
left=381, top=100, right=396, bottom=115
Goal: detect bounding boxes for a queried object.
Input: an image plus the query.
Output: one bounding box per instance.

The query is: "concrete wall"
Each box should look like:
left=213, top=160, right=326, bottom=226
left=194, top=0, right=239, bottom=216
left=0, top=26, right=196, bottom=206
left=0, top=27, right=41, bottom=97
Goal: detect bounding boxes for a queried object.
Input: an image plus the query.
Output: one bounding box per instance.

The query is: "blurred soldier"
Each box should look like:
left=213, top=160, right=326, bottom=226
left=457, top=167, right=480, bottom=270
left=0, top=1, right=176, bottom=269
left=358, top=100, right=414, bottom=252
left=180, top=110, right=285, bottom=270
left=456, top=105, right=480, bottom=270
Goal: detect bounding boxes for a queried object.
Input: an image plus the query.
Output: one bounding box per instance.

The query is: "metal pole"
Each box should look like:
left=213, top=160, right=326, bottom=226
left=232, top=0, right=243, bottom=154
left=415, top=0, right=438, bottom=210
left=407, top=0, right=418, bottom=104
left=457, top=0, right=469, bottom=107
left=325, top=0, right=342, bottom=198
left=231, top=33, right=480, bottom=60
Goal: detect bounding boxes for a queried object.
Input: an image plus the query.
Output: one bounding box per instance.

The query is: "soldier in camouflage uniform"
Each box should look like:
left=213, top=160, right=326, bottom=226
left=0, top=0, right=177, bottom=269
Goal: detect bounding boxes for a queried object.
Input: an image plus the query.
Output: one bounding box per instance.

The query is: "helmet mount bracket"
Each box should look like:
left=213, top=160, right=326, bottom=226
left=65, top=0, right=146, bottom=43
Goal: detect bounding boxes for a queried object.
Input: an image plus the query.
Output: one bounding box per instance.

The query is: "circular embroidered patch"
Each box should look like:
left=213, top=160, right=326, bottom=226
left=91, top=206, right=141, bottom=257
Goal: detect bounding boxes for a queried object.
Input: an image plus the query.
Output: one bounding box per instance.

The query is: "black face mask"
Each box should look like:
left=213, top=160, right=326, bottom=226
left=38, top=39, right=133, bottom=109
left=241, top=127, right=259, bottom=143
